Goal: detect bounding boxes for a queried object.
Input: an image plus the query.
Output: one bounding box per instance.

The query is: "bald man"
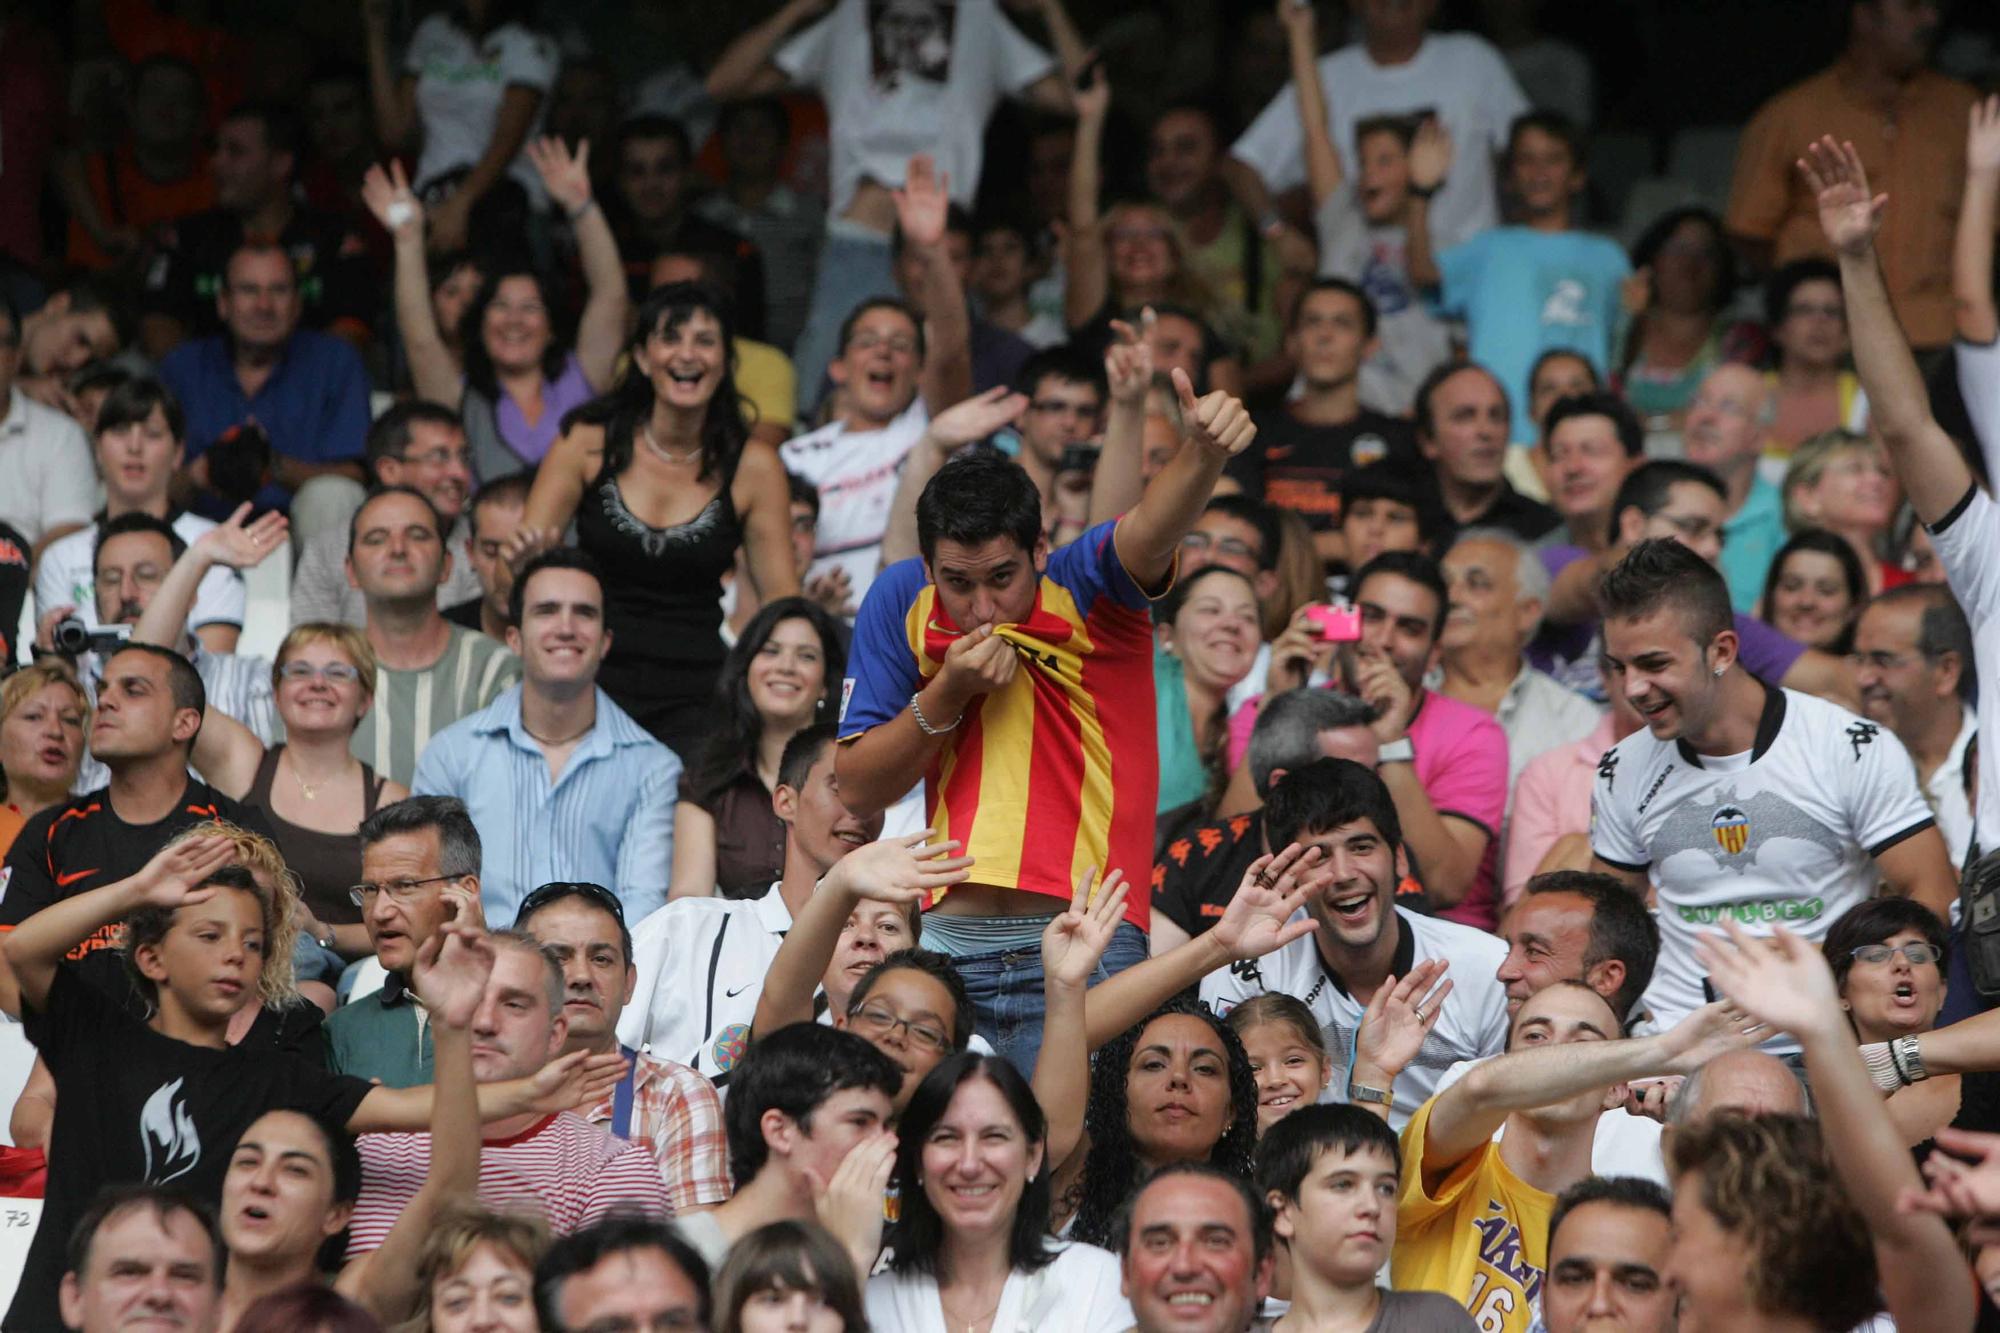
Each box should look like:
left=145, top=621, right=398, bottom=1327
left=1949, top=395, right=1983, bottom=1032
left=1683, top=364, right=1786, bottom=611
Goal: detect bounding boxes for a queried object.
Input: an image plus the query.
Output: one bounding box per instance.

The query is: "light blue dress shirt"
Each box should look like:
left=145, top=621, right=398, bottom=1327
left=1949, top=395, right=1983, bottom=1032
left=411, top=685, right=680, bottom=925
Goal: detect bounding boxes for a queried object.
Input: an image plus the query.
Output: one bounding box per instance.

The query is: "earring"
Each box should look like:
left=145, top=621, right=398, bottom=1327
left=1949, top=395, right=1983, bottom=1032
left=1713, top=665, right=1725, bottom=678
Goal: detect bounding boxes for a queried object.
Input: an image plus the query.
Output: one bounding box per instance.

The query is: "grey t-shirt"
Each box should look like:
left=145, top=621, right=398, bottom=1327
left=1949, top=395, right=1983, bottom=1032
left=1252, top=1290, right=1478, bottom=1333
left=1314, top=187, right=1453, bottom=417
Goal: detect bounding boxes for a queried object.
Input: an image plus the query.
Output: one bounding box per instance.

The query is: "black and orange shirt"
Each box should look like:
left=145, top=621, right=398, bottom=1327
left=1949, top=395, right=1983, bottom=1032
left=1225, top=408, right=1419, bottom=531
left=0, top=780, right=268, bottom=1001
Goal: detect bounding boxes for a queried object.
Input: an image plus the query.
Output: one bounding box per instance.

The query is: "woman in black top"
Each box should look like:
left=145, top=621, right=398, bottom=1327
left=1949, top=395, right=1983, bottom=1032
left=516, top=281, right=799, bottom=763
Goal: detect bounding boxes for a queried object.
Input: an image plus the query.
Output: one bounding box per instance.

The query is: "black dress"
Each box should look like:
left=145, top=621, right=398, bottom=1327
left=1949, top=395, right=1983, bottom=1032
left=574, top=464, right=741, bottom=765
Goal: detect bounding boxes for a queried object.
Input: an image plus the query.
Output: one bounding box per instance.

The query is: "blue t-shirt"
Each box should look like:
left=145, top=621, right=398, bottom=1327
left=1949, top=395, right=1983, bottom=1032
left=158, top=329, right=371, bottom=511
left=1436, top=227, right=1630, bottom=440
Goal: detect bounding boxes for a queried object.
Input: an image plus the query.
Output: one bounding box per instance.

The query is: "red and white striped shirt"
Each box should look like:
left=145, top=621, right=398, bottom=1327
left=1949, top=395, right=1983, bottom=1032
left=346, top=1112, right=671, bottom=1257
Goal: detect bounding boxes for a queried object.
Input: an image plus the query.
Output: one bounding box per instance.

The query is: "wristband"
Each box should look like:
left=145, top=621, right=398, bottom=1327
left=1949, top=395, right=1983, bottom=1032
left=1377, top=737, right=1414, bottom=765
left=1348, top=1082, right=1393, bottom=1109
left=1859, top=1041, right=1904, bottom=1093
left=910, top=692, right=962, bottom=737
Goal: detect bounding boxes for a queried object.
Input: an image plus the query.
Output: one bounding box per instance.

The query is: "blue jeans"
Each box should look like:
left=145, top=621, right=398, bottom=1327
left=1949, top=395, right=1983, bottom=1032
left=790, top=226, right=898, bottom=417
left=928, top=921, right=1149, bottom=1076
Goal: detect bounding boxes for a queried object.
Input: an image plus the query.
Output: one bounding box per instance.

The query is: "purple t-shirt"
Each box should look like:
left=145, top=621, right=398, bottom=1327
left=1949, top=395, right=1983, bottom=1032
left=1529, top=544, right=1805, bottom=699
left=495, top=353, right=594, bottom=464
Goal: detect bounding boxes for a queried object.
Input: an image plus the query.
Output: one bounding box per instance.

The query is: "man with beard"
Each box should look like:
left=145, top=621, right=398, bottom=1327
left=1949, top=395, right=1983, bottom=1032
left=516, top=881, right=729, bottom=1216
left=1588, top=538, right=1956, bottom=1052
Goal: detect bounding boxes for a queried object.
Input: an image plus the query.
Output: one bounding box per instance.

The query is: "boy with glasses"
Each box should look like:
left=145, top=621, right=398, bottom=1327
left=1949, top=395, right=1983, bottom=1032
left=516, top=880, right=730, bottom=1215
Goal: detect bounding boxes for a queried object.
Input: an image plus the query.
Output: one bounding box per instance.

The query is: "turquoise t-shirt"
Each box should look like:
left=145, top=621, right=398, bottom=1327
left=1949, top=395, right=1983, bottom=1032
left=1154, top=647, right=1209, bottom=814
left=1436, top=227, right=1631, bottom=440
left=1719, top=474, right=1788, bottom=613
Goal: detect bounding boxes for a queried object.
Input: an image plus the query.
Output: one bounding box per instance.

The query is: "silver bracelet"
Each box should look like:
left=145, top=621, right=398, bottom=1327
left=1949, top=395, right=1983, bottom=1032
left=1894, top=1034, right=1931, bottom=1083
left=910, top=692, right=961, bottom=737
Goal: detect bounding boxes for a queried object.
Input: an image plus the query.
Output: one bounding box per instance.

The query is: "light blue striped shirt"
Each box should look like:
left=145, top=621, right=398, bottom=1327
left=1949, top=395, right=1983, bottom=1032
left=411, top=685, right=680, bottom=925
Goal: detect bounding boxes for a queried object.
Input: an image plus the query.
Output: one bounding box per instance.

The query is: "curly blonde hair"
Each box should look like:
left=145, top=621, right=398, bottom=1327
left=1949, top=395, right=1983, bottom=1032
left=155, top=820, right=303, bottom=1008
left=1667, top=1112, right=1880, bottom=1328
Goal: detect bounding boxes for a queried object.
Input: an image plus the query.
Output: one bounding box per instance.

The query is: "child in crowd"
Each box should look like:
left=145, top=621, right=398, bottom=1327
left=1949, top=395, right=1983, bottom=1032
left=1227, top=992, right=1333, bottom=1139
left=1413, top=111, right=1630, bottom=443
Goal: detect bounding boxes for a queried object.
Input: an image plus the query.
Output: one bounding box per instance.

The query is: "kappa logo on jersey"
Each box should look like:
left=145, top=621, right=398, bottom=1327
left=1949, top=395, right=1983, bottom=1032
left=1846, top=720, right=1879, bottom=762
left=139, top=1077, right=201, bottom=1184
left=1653, top=786, right=1848, bottom=872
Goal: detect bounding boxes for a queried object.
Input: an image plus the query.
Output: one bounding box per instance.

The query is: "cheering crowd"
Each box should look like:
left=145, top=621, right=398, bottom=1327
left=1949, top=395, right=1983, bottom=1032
left=7, top=0, right=2000, bottom=1329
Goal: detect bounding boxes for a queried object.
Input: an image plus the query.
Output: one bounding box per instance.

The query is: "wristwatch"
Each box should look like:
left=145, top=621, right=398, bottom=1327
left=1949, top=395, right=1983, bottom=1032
left=1892, top=1034, right=1930, bottom=1083
left=1349, top=1083, right=1394, bottom=1110
left=1377, top=737, right=1415, bottom=765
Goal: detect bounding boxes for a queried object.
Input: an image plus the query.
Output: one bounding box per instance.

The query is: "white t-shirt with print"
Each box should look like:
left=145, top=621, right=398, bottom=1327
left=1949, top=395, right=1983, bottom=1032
left=1231, top=32, right=1528, bottom=251
left=1200, top=905, right=1509, bottom=1131
left=405, top=14, right=559, bottom=206
left=775, top=0, right=1053, bottom=218
left=1591, top=685, right=1936, bottom=1049
left=780, top=397, right=929, bottom=608
left=1948, top=334, right=2000, bottom=853
left=35, top=513, right=244, bottom=635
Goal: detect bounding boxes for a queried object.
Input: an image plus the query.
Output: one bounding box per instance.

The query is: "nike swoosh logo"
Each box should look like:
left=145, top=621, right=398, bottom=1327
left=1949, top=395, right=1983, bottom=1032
left=1263, top=444, right=1294, bottom=461
left=55, top=869, right=98, bottom=888
left=725, top=984, right=753, bottom=998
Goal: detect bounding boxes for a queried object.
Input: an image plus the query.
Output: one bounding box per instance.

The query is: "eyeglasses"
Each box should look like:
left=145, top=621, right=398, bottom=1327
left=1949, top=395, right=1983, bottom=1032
left=1109, top=226, right=1171, bottom=245
left=278, top=661, right=362, bottom=685
left=517, top=880, right=627, bottom=923
left=348, top=873, right=463, bottom=907
left=1180, top=532, right=1259, bottom=562
left=847, top=332, right=916, bottom=356
left=1846, top=650, right=1922, bottom=672
left=847, top=1001, right=950, bottom=1053
left=1848, top=941, right=1943, bottom=967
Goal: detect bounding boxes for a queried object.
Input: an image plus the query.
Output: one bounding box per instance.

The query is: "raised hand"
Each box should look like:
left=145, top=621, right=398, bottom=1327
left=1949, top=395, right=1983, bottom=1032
left=1210, top=844, right=1326, bottom=963
left=822, top=831, right=975, bottom=906
left=412, top=923, right=496, bottom=1030
left=196, top=502, right=289, bottom=570
left=1657, top=997, right=1769, bottom=1077
left=1105, top=314, right=1155, bottom=406
left=1043, top=867, right=1131, bottom=990
left=893, top=154, right=952, bottom=251
left=1971, top=96, right=2000, bottom=179
left=1900, top=1127, right=2000, bottom=1242
left=526, top=136, right=594, bottom=216
left=1355, top=958, right=1451, bottom=1080
left=806, top=567, right=856, bottom=619
left=1408, top=118, right=1454, bottom=194
left=128, top=835, right=238, bottom=912
left=1350, top=653, right=1413, bottom=743
left=1171, top=368, right=1256, bottom=458
left=1265, top=605, right=1334, bottom=694
left=502, top=525, right=562, bottom=575
left=808, top=1130, right=897, bottom=1279
left=1797, top=135, right=1886, bottom=258
left=524, top=1049, right=628, bottom=1114
left=1073, top=57, right=1110, bottom=122
left=1693, top=918, right=1842, bottom=1046
left=438, top=877, right=488, bottom=933
left=927, top=386, right=1030, bottom=452
left=361, top=160, right=423, bottom=242
left=1275, top=0, right=1316, bottom=48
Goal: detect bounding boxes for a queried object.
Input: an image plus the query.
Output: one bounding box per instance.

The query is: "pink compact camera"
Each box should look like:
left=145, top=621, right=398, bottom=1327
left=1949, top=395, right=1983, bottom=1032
left=1303, top=603, right=1363, bottom=642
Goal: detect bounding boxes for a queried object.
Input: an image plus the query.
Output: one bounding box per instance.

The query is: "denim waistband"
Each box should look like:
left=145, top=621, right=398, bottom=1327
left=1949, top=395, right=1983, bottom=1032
left=920, top=910, right=1059, bottom=958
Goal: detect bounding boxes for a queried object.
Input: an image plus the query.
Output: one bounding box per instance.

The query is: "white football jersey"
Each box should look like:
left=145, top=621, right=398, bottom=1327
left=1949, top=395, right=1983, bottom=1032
left=1591, top=685, right=1934, bottom=1049
left=780, top=398, right=930, bottom=609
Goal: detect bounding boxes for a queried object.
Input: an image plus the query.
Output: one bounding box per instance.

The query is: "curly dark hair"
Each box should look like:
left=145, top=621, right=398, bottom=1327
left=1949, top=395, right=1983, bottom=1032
left=1071, top=996, right=1257, bottom=1248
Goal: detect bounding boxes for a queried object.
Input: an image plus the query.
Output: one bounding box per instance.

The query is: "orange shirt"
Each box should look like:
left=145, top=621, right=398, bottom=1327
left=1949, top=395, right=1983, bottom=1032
left=1727, top=60, right=1978, bottom=348
left=0, top=804, right=23, bottom=865
left=64, top=147, right=215, bottom=272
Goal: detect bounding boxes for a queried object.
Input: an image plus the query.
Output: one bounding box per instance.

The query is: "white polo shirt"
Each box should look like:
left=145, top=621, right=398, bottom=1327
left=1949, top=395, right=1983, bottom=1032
left=619, top=882, right=794, bottom=1089
left=1200, top=905, right=1510, bottom=1131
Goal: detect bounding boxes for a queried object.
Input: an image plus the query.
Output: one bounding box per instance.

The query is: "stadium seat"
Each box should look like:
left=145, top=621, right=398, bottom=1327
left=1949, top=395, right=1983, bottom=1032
left=238, top=534, right=293, bottom=662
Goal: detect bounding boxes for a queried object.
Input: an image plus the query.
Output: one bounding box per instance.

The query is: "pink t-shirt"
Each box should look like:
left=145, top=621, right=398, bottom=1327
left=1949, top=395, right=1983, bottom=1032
left=1502, top=713, right=1619, bottom=909
left=1227, top=687, right=1509, bottom=929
